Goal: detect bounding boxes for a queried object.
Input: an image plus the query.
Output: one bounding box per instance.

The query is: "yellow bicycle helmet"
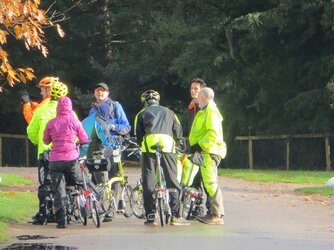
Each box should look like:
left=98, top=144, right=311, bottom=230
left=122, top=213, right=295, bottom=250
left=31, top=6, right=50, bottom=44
left=50, top=81, right=68, bottom=99
left=141, top=90, right=160, bottom=103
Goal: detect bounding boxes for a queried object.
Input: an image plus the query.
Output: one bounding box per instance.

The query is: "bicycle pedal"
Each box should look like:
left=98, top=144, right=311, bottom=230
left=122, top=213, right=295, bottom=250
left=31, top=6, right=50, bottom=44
left=147, top=213, right=156, bottom=220
left=116, top=209, right=125, bottom=214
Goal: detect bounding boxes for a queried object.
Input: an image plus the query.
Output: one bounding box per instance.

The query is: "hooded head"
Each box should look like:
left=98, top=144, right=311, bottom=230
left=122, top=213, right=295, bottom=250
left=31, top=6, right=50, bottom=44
left=95, top=103, right=110, bottom=120
left=57, top=96, right=72, bottom=115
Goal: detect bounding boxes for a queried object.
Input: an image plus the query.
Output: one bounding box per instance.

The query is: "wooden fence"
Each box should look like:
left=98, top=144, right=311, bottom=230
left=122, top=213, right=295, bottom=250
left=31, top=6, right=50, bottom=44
left=235, top=133, right=332, bottom=171
left=0, top=133, right=332, bottom=170
left=0, top=133, right=30, bottom=167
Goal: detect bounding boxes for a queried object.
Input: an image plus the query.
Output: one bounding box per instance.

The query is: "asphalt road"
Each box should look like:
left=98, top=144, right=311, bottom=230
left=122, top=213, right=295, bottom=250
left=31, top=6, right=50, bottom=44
left=1, top=165, right=334, bottom=250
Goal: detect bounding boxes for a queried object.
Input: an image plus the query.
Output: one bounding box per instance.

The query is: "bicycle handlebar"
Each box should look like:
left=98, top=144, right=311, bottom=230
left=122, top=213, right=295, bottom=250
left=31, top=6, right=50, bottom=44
left=77, top=156, right=87, bottom=165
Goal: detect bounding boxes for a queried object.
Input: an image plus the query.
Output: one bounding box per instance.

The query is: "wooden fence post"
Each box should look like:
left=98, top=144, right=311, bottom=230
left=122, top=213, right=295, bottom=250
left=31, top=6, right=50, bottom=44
left=286, top=140, right=290, bottom=170
left=0, top=137, right=2, bottom=167
left=25, top=138, right=29, bottom=167
left=325, top=135, right=331, bottom=171
left=248, top=137, right=253, bottom=170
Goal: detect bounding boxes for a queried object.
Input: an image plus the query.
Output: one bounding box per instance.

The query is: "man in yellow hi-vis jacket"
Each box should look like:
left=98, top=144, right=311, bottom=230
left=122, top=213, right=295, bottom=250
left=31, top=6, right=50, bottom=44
left=189, top=87, right=227, bottom=225
left=135, top=90, right=189, bottom=226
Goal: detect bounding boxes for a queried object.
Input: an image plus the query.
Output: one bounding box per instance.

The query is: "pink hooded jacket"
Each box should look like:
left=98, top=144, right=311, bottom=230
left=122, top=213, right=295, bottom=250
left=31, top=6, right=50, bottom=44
left=44, top=96, right=88, bottom=161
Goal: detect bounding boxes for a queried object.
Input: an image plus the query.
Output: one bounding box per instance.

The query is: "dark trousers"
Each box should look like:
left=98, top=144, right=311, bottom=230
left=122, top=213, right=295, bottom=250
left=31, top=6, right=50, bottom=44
left=141, top=152, right=181, bottom=218
left=49, top=160, right=78, bottom=224
left=37, top=158, right=52, bottom=215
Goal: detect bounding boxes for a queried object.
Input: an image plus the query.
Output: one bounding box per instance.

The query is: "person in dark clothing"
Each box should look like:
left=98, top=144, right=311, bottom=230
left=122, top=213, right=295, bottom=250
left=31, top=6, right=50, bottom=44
left=183, top=78, right=207, bottom=136
left=182, top=78, right=211, bottom=217
left=134, top=90, right=189, bottom=226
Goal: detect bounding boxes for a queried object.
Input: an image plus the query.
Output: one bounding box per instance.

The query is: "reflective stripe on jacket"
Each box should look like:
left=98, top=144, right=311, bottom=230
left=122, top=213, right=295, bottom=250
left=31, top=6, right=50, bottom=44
left=189, top=102, right=227, bottom=159
left=134, top=105, right=182, bottom=153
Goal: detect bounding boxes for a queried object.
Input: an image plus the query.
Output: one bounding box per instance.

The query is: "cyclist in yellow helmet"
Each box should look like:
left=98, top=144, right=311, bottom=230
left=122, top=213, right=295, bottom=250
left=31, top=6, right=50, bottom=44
left=27, top=80, right=68, bottom=225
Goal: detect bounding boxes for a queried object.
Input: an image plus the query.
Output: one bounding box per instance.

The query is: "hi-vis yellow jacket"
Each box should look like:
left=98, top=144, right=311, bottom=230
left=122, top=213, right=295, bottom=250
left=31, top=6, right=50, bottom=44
left=27, top=100, right=58, bottom=158
left=134, top=104, right=183, bottom=153
left=189, top=102, right=227, bottom=159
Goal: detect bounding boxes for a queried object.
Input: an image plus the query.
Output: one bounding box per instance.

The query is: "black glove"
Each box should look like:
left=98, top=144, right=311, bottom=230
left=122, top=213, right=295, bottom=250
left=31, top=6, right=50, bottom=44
left=190, top=143, right=202, bottom=153
left=176, top=138, right=186, bottom=153
left=19, top=90, right=30, bottom=104
left=192, top=152, right=203, bottom=166
left=114, top=136, right=124, bottom=146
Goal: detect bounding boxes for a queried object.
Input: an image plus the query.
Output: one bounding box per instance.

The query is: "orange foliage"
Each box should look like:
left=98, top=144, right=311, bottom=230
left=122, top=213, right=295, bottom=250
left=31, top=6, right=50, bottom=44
left=0, top=0, right=64, bottom=86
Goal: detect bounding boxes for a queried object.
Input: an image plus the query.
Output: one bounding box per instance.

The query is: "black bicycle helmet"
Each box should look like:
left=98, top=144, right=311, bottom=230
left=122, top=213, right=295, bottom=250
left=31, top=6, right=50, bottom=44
left=140, top=90, right=160, bottom=103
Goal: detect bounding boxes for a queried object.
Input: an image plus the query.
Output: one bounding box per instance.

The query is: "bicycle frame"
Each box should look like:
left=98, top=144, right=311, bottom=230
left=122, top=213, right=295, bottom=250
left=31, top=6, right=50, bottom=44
left=95, top=142, right=134, bottom=218
left=147, top=144, right=171, bottom=226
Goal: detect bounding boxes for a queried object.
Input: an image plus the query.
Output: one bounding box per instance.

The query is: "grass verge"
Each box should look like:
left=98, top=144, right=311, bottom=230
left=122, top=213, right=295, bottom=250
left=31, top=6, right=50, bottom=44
left=0, top=173, right=38, bottom=245
left=219, top=169, right=333, bottom=184
left=219, top=169, right=334, bottom=196
left=295, top=187, right=334, bottom=196
left=0, top=173, right=34, bottom=186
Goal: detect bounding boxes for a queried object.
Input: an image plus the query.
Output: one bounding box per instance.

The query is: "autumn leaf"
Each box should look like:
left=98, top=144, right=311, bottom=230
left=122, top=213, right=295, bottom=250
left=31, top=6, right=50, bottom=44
left=0, top=0, right=65, bottom=87
left=56, top=24, right=65, bottom=38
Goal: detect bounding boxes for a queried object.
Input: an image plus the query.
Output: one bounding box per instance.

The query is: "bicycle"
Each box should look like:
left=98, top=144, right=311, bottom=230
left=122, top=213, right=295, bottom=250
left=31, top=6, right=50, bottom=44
left=147, top=143, right=171, bottom=227
left=77, top=158, right=101, bottom=228
left=65, top=185, right=87, bottom=226
left=122, top=137, right=145, bottom=220
left=177, top=141, right=205, bottom=220
left=87, top=138, right=135, bottom=220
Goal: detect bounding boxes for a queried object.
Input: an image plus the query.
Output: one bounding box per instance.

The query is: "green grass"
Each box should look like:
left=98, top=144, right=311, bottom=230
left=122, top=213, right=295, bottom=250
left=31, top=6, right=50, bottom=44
left=0, top=221, right=8, bottom=244
left=295, top=187, right=334, bottom=196
left=219, top=169, right=334, bottom=184
left=0, top=174, right=38, bottom=244
left=219, top=169, right=334, bottom=197
left=0, top=192, right=38, bottom=244
left=0, top=173, right=34, bottom=186
left=0, top=192, right=38, bottom=223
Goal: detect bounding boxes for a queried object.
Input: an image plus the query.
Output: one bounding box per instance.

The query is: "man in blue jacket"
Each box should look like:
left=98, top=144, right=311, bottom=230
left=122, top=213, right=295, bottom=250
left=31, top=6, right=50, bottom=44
left=89, top=82, right=131, bottom=136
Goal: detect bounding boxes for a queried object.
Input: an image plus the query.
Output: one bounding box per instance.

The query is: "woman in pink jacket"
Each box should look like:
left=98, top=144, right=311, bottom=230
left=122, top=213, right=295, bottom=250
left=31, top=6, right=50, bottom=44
left=44, top=96, right=88, bottom=228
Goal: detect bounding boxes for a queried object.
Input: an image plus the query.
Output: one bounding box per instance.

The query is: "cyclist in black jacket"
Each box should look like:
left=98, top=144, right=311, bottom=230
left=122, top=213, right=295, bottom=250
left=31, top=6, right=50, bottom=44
left=134, top=90, right=189, bottom=226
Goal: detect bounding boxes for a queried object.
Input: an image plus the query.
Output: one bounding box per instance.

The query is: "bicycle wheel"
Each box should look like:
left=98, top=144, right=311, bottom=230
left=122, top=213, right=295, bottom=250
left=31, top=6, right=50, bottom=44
left=164, top=195, right=171, bottom=224
left=158, top=198, right=164, bottom=227
left=180, top=193, right=192, bottom=220
left=132, top=187, right=145, bottom=219
left=43, top=202, right=49, bottom=225
left=99, top=187, right=113, bottom=213
left=74, top=194, right=87, bottom=226
left=65, top=193, right=73, bottom=224
left=123, top=185, right=134, bottom=218
left=88, top=196, right=100, bottom=228
left=186, top=200, right=194, bottom=220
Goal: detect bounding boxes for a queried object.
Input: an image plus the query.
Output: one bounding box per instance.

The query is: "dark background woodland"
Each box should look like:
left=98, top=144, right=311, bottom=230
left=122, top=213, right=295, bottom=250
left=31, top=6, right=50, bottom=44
left=1, top=0, right=334, bottom=169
